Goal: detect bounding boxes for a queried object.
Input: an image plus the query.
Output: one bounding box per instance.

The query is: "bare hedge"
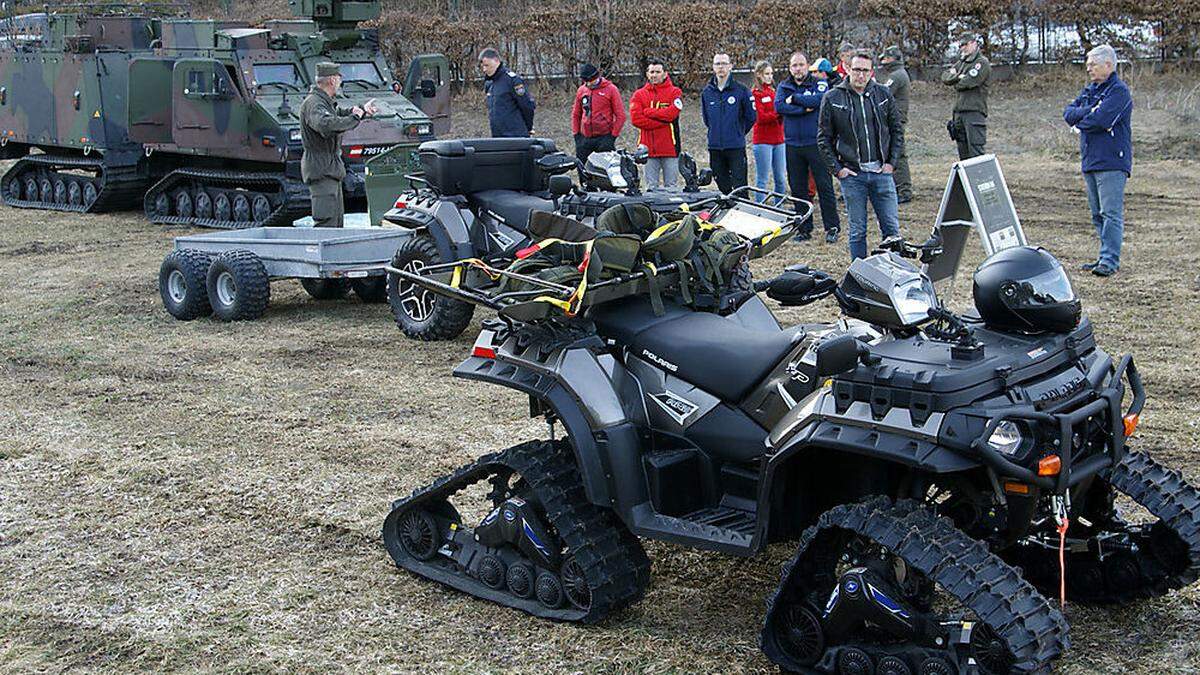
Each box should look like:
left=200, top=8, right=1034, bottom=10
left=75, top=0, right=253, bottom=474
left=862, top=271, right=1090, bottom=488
left=376, top=0, right=1199, bottom=88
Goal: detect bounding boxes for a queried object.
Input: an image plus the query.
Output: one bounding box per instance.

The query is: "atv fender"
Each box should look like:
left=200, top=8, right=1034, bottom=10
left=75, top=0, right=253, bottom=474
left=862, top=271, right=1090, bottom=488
left=454, top=354, right=646, bottom=510
left=769, top=418, right=978, bottom=475
left=385, top=201, right=475, bottom=263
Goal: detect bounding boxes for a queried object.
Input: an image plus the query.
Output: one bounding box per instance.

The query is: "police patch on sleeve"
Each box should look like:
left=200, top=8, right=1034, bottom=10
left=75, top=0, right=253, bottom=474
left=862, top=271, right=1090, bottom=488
left=673, top=97, right=683, bottom=109
left=818, top=81, right=828, bottom=91
left=514, top=83, right=526, bottom=95
left=969, top=65, right=980, bottom=77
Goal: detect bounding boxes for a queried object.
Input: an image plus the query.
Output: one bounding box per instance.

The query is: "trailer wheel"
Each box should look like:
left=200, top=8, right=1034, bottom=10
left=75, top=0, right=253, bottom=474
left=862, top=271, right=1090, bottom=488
left=387, top=235, right=474, bottom=340
left=300, top=278, right=351, bottom=300
left=206, top=249, right=270, bottom=321
left=351, top=277, right=388, bottom=304
left=159, top=249, right=213, bottom=321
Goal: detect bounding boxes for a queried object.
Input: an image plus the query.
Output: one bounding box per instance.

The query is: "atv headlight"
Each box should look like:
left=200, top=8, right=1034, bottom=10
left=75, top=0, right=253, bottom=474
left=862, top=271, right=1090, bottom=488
left=891, top=277, right=937, bottom=326
left=987, top=420, right=1024, bottom=456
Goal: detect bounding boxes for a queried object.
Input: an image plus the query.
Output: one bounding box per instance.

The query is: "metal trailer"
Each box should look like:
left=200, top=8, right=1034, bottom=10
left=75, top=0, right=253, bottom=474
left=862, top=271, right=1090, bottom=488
left=158, top=226, right=412, bottom=321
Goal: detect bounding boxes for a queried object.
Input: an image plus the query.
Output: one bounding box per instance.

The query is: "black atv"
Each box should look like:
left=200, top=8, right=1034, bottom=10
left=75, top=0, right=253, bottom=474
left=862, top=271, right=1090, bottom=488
left=381, top=207, right=1200, bottom=673
left=379, top=137, right=719, bottom=341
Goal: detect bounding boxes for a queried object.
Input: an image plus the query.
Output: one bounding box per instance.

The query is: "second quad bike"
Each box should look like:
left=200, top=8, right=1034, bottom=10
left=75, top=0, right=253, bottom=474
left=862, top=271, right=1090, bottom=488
left=375, top=137, right=721, bottom=341
left=380, top=198, right=1200, bottom=673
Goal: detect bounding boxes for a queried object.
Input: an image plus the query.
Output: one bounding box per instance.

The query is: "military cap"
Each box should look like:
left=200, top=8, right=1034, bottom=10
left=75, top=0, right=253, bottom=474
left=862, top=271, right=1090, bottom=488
left=880, top=45, right=903, bottom=61
left=316, top=62, right=341, bottom=78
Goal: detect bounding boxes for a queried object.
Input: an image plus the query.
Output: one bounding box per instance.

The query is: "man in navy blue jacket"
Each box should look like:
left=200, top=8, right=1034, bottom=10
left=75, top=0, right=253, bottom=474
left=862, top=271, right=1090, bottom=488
left=775, top=51, right=839, bottom=242
left=1064, top=44, right=1132, bottom=277
left=701, top=52, right=756, bottom=194
left=479, top=48, right=536, bottom=138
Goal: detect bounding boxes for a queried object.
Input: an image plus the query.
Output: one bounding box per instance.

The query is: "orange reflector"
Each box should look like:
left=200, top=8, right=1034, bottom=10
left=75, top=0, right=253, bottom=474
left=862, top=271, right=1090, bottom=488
left=472, top=346, right=496, bottom=359
left=1123, top=413, right=1139, bottom=437
left=1003, top=481, right=1031, bottom=495
left=1038, top=455, right=1062, bottom=477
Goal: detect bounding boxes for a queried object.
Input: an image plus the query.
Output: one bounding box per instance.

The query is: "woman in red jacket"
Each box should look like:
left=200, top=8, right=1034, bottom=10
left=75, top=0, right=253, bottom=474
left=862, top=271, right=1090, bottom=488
left=750, top=60, right=787, bottom=200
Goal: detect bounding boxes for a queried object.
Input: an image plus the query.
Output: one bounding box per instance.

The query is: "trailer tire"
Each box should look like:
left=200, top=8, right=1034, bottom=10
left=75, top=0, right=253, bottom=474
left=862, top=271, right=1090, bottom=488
left=351, top=277, right=388, bottom=304
left=300, top=278, right=351, bottom=300
left=207, top=249, right=270, bottom=321
left=387, top=235, right=474, bottom=341
left=159, top=249, right=213, bottom=321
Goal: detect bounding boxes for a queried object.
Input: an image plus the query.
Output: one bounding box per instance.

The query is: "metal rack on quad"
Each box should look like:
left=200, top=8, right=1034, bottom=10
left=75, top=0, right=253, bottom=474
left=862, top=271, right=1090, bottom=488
left=378, top=185, right=1200, bottom=673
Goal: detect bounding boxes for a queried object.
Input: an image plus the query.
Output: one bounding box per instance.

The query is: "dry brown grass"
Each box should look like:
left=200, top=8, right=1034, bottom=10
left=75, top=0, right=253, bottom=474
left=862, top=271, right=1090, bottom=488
left=2, top=76, right=1200, bottom=672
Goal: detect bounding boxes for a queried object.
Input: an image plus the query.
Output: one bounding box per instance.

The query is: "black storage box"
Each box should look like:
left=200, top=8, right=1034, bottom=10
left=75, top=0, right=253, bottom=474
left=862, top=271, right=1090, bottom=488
left=418, top=138, right=560, bottom=196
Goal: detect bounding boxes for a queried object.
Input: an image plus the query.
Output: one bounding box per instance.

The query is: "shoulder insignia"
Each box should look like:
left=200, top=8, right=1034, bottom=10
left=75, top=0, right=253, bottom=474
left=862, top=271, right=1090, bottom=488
left=514, top=84, right=526, bottom=95
left=818, top=81, right=827, bottom=91
left=673, top=97, right=683, bottom=109
left=507, top=70, right=517, bottom=77
left=885, top=79, right=894, bottom=87
left=969, top=65, right=980, bottom=77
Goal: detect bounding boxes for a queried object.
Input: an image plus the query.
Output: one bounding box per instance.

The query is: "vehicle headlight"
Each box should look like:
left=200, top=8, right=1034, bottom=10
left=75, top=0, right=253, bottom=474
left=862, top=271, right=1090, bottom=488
left=892, top=277, right=936, bottom=325
left=987, top=420, right=1024, bottom=456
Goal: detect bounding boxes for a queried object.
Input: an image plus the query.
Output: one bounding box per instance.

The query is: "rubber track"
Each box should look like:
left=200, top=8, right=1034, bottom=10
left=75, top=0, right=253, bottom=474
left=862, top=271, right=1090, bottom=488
left=383, top=439, right=651, bottom=623
left=1, top=154, right=144, bottom=212
left=1011, top=451, right=1200, bottom=605
left=762, top=497, right=1070, bottom=674
left=144, top=167, right=309, bottom=230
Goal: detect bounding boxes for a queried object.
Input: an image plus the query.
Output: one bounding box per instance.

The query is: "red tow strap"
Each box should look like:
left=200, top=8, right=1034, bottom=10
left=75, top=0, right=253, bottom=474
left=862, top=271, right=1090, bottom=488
left=1057, top=517, right=1069, bottom=609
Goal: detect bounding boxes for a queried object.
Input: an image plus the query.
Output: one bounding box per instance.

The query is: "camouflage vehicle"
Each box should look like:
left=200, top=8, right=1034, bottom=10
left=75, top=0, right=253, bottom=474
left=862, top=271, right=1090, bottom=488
left=0, top=0, right=449, bottom=229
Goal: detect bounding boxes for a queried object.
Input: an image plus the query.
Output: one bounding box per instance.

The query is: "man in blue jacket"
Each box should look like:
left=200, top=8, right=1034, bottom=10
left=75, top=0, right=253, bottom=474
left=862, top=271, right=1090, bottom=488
left=1063, top=44, right=1132, bottom=278
left=775, top=51, right=839, bottom=242
left=479, top=48, right=536, bottom=138
left=701, top=52, right=756, bottom=194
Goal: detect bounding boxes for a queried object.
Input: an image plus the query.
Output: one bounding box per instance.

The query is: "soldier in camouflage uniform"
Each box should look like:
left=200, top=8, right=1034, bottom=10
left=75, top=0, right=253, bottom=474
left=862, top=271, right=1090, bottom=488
left=300, top=62, right=377, bottom=227
left=878, top=46, right=912, bottom=203
left=941, top=33, right=991, bottom=160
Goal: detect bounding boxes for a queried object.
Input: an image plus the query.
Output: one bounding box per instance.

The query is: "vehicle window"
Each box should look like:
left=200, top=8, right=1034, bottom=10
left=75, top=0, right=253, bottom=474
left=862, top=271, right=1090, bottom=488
left=253, top=63, right=304, bottom=88
left=338, top=62, right=383, bottom=84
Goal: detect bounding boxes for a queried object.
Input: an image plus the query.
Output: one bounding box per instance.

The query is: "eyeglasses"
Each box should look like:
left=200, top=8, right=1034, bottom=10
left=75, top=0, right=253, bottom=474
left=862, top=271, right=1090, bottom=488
left=850, top=67, right=872, bottom=73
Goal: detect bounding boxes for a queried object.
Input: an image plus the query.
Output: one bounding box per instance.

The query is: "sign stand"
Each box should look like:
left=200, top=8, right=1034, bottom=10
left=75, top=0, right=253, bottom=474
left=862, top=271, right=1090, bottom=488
left=925, top=154, right=1027, bottom=286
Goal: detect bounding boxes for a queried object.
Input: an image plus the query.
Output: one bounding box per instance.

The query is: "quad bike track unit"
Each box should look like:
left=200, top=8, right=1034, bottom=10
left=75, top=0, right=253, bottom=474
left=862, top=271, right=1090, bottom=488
left=383, top=439, right=651, bottom=623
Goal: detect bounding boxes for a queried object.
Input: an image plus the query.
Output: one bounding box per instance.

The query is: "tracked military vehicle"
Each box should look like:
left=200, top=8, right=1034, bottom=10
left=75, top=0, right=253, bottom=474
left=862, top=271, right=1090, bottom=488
left=0, top=0, right=448, bottom=229
left=379, top=197, right=1200, bottom=672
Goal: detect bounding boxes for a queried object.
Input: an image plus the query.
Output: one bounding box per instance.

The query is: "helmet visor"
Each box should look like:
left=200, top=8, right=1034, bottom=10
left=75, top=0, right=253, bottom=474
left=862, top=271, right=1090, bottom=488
left=1005, top=264, right=1075, bottom=309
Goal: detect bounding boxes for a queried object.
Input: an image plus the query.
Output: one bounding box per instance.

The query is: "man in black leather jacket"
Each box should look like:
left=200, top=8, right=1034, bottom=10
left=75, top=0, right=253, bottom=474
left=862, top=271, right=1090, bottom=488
left=816, top=51, right=904, bottom=259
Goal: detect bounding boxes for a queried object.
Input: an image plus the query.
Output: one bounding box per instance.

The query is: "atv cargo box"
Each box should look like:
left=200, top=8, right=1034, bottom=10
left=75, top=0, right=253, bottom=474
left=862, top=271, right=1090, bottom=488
left=418, top=138, right=560, bottom=195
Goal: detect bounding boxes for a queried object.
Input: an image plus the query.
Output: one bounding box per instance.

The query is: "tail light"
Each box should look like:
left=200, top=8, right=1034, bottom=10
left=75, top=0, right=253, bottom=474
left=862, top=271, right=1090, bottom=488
left=347, top=145, right=365, bottom=158
left=471, top=329, right=498, bottom=359
left=393, top=197, right=407, bottom=209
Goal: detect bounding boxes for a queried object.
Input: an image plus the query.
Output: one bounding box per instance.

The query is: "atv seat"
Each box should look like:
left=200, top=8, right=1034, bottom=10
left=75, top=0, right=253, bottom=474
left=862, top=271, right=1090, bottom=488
left=468, top=190, right=555, bottom=234
left=592, top=296, right=802, bottom=402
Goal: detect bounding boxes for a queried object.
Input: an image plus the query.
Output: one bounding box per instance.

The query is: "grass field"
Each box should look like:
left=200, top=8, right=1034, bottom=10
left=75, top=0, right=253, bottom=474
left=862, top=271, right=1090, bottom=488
left=2, top=70, right=1200, bottom=673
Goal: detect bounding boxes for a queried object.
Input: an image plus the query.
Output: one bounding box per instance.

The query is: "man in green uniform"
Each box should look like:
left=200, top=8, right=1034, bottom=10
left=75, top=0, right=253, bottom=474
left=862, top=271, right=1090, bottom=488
left=878, top=45, right=912, bottom=203
left=299, top=62, right=377, bottom=227
left=941, top=33, right=991, bottom=160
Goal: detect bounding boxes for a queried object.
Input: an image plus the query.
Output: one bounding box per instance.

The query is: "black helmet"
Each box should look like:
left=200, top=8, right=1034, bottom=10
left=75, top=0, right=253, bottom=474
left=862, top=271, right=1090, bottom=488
left=973, top=247, right=1081, bottom=333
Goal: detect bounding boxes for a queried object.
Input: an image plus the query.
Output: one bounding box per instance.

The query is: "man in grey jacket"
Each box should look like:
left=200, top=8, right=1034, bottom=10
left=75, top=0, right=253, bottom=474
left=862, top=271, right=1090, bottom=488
left=878, top=46, right=911, bottom=203
left=299, top=62, right=376, bottom=227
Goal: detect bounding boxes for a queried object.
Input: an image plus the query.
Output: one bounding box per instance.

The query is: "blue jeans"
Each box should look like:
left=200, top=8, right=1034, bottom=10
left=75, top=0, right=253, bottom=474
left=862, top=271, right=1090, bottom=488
left=839, top=171, right=900, bottom=260
left=1083, top=170, right=1127, bottom=269
left=752, top=143, right=787, bottom=202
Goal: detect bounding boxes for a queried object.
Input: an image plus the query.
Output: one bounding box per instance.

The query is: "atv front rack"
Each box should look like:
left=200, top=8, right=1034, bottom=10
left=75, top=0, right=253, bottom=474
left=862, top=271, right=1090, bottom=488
left=969, top=353, right=1145, bottom=493
left=387, top=191, right=813, bottom=322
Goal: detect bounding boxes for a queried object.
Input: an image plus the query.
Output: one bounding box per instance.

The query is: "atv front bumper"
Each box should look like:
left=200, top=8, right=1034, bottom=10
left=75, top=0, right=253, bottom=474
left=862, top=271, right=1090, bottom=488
left=970, top=354, right=1145, bottom=493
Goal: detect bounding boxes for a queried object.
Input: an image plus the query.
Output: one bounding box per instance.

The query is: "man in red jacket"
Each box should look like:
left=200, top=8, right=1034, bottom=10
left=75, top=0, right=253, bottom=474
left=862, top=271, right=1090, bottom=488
left=572, top=63, right=626, bottom=164
left=630, top=59, right=683, bottom=190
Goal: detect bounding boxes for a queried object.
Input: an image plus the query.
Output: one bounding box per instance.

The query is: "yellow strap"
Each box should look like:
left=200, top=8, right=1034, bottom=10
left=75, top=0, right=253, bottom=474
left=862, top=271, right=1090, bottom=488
left=450, top=266, right=462, bottom=288
left=759, top=226, right=784, bottom=246
left=646, top=220, right=676, bottom=242
left=529, top=239, right=593, bottom=317
left=644, top=262, right=657, bottom=275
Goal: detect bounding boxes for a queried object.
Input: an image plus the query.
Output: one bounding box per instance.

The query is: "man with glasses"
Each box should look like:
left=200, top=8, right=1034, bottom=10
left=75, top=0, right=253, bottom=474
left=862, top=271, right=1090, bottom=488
left=701, top=52, right=756, bottom=194
left=941, top=32, right=991, bottom=159
left=1064, top=44, right=1132, bottom=278
left=817, top=51, right=904, bottom=260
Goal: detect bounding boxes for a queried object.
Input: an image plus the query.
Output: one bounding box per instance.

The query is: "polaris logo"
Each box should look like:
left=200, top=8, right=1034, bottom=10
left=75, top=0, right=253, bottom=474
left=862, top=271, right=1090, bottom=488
left=649, top=390, right=699, bottom=425
left=1036, top=376, right=1086, bottom=404
left=641, top=349, right=678, bottom=372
